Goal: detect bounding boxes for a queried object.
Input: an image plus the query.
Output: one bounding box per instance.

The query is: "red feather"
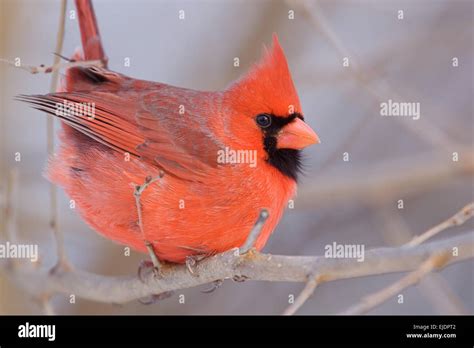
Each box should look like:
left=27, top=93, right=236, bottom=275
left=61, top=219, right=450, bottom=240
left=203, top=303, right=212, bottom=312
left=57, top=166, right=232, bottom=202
left=17, top=1, right=318, bottom=263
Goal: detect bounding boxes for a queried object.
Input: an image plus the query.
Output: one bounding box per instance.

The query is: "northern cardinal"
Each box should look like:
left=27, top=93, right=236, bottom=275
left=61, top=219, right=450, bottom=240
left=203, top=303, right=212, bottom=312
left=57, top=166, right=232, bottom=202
left=17, top=0, right=319, bottom=264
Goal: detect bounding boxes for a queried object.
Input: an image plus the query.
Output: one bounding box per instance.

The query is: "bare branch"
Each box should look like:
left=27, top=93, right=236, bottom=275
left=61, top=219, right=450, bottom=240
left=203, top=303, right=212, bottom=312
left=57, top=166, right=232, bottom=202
left=292, top=201, right=474, bottom=315
left=0, top=58, right=104, bottom=74
left=283, top=276, right=319, bottom=315
left=48, top=0, right=69, bottom=273
left=407, top=202, right=474, bottom=247
left=2, top=232, right=472, bottom=306
left=376, top=205, right=469, bottom=314
left=339, top=252, right=451, bottom=315
left=417, top=273, right=469, bottom=315
left=39, top=294, right=55, bottom=315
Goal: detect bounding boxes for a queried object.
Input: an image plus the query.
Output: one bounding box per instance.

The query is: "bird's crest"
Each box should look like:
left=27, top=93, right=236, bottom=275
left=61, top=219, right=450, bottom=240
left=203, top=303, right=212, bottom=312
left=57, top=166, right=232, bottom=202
left=226, top=34, right=301, bottom=118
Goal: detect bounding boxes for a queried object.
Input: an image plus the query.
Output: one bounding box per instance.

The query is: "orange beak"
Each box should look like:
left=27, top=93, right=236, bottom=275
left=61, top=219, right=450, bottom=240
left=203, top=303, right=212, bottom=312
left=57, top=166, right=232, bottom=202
left=276, top=118, right=320, bottom=149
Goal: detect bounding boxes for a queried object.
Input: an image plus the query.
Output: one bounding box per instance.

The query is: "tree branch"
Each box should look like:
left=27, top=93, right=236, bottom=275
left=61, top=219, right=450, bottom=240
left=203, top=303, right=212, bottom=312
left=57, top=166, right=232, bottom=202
left=376, top=205, right=469, bottom=314
left=282, top=201, right=474, bottom=315
left=407, top=202, right=474, bottom=246
left=283, top=276, right=319, bottom=315
left=2, top=232, right=472, bottom=306
left=339, top=252, right=451, bottom=315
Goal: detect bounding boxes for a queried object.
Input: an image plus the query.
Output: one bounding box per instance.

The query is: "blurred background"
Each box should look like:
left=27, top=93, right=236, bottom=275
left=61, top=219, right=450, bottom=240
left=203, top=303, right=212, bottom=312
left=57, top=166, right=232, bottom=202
left=0, top=0, right=473, bottom=314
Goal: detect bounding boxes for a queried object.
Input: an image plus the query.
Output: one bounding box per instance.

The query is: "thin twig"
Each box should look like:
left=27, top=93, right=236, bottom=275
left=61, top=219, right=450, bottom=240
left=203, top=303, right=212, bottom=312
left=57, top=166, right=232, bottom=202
left=133, top=172, right=164, bottom=271
left=39, top=294, right=55, bottom=315
left=284, top=199, right=474, bottom=315
left=283, top=276, right=319, bottom=315
left=407, top=202, right=474, bottom=246
left=0, top=57, right=104, bottom=74
left=339, top=252, right=451, bottom=315
left=239, top=209, right=269, bottom=254
left=417, top=273, right=469, bottom=315
left=48, top=0, right=69, bottom=272
left=377, top=204, right=469, bottom=314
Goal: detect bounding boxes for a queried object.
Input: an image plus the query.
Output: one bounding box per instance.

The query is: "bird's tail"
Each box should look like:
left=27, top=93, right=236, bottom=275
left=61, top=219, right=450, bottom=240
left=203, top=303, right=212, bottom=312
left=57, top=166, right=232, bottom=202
left=74, top=0, right=108, bottom=67
left=56, top=0, right=108, bottom=92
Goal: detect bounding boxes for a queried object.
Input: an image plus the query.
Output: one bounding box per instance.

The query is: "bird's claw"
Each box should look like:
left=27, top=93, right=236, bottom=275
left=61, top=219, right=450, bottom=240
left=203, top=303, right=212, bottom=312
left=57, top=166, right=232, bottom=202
left=201, top=279, right=224, bottom=293
left=138, top=291, right=175, bottom=305
left=232, top=275, right=249, bottom=282
left=138, top=260, right=163, bottom=283
left=137, top=260, right=170, bottom=305
left=185, top=254, right=207, bottom=277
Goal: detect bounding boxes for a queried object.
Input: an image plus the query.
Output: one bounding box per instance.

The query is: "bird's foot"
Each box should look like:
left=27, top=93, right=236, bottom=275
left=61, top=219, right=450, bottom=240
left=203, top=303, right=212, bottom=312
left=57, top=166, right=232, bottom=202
left=232, top=275, right=249, bottom=282
left=185, top=254, right=207, bottom=277
left=201, top=279, right=224, bottom=293
left=137, top=259, right=170, bottom=305
left=137, top=259, right=163, bottom=282
left=138, top=241, right=163, bottom=280
left=138, top=291, right=175, bottom=305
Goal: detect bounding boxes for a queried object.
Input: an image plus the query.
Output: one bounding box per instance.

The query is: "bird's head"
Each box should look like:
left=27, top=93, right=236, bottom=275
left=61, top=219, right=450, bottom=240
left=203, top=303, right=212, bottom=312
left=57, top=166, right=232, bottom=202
left=222, top=34, right=320, bottom=181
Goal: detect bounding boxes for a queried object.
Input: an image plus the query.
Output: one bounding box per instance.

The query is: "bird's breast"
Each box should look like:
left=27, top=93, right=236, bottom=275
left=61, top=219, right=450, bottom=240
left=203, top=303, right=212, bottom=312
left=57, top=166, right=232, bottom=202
left=49, top=136, right=296, bottom=263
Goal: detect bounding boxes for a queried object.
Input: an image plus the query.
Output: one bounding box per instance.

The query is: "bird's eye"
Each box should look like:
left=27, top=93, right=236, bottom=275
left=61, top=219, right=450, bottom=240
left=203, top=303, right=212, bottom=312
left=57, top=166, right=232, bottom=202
left=256, top=114, right=272, bottom=128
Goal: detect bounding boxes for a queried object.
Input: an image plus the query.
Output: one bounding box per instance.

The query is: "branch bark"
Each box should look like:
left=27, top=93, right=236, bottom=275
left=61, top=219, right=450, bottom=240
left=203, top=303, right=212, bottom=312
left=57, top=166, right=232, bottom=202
left=2, top=232, right=472, bottom=305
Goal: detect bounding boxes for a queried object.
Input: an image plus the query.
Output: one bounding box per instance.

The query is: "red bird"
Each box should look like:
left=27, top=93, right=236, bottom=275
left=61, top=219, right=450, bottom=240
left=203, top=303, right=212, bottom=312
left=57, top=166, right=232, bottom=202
left=18, top=1, right=319, bottom=264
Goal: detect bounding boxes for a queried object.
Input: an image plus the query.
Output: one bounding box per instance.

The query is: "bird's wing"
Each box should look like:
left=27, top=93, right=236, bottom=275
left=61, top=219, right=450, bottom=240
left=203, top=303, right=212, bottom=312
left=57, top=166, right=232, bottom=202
left=17, top=67, right=223, bottom=181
